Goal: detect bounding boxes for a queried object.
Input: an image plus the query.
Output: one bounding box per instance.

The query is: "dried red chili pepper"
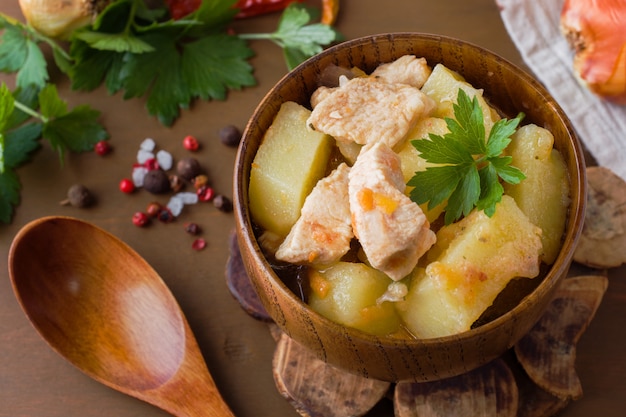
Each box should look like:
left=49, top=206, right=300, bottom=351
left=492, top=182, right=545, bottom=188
left=234, top=0, right=302, bottom=18
left=165, top=0, right=301, bottom=21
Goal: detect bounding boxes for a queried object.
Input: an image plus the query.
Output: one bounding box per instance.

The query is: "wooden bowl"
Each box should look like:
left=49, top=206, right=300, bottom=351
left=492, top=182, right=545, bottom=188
left=233, top=33, right=586, bottom=382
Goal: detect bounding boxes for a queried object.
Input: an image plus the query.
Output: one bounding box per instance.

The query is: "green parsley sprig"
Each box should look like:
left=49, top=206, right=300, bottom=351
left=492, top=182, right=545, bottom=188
left=408, top=89, right=526, bottom=225
left=0, top=83, right=108, bottom=223
left=0, top=1, right=341, bottom=126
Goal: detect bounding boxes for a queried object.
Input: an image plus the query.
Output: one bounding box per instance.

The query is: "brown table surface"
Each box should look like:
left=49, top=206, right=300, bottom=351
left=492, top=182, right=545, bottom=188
left=1, top=1, right=624, bottom=416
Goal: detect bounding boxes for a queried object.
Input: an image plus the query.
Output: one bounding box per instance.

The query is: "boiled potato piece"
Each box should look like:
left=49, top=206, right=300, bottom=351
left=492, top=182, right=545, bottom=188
left=421, top=64, right=500, bottom=136
left=396, top=117, right=449, bottom=223
left=249, top=101, right=333, bottom=237
left=309, top=262, right=402, bottom=336
left=399, top=196, right=542, bottom=338
left=504, top=124, right=570, bottom=265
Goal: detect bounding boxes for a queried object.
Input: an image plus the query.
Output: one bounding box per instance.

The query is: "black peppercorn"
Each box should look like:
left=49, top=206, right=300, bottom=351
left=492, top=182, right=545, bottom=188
left=62, top=184, right=95, bottom=208
left=176, top=157, right=202, bottom=181
left=213, top=194, right=233, bottom=212
left=143, top=169, right=171, bottom=194
left=219, top=125, right=241, bottom=147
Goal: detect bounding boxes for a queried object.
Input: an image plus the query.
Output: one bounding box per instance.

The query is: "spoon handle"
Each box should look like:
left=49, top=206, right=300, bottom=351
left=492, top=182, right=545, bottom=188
left=145, top=329, right=237, bottom=417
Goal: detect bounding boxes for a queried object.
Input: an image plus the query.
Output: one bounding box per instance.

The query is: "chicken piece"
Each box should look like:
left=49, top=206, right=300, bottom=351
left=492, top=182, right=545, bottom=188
left=349, top=143, right=436, bottom=281
left=276, top=163, right=353, bottom=265
left=310, top=86, right=335, bottom=108
left=371, top=55, right=432, bottom=88
left=307, top=77, right=435, bottom=149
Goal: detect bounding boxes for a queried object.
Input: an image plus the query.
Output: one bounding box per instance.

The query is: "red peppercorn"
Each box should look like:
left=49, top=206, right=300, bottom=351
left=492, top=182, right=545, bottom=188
left=191, top=238, right=207, bottom=251
left=184, top=222, right=202, bottom=235
left=143, top=158, right=160, bottom=171
left=132, top=212, right=150, bottom=227
left=196, top=185, right=215, bottom=202
left=183, top=135, right=200, bottom=151
left=146, top=201, right=163, bottom=217
left=119, top=178, right=135, bottom=194
left=158, top=208, right=175, bottom=223
left=94, top=140, right=112, bottom=156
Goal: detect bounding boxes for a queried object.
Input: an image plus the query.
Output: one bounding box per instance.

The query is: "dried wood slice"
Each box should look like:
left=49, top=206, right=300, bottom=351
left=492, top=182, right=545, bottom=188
left=504, top=350, right=570, bottom=417
left=273, top=331, right=391, bottom=417
left=225, top=230, right=272, bottom=321
left=514, top=275, right=608, bottom=400
left=394, top=357, right=518, bottom=417
left=574, top=166, right=626, bottom=268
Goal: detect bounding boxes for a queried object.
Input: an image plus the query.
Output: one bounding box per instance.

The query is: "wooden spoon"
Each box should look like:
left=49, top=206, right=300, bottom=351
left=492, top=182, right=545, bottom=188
left=8, top=216, right=236, bottom=417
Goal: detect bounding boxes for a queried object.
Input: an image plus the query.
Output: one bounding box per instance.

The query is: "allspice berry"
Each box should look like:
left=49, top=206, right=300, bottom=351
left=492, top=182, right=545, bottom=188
left=62, top=184, right=95, bottom=208
left=177, top=157, right=202, bottom=181
left=143, top=169, right=171, bottom=194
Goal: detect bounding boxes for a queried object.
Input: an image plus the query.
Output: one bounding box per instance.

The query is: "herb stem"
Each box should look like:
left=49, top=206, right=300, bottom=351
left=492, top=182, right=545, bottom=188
left=13, top=100, right=47, bottom=123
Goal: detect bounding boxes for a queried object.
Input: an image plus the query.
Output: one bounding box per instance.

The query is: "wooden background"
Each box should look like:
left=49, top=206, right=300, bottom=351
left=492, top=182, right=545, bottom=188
left=1, top=1, right=624, bottom=416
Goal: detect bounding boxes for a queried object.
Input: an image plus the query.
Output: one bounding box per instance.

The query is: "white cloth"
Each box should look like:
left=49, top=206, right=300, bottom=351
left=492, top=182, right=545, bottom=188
left=497, top=0, right=626, bottom=182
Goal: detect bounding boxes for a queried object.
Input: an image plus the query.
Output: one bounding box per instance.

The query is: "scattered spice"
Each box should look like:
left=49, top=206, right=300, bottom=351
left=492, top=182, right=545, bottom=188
left=184, top=222, right=202, bottom=235
left=158, top=208, right=176, bottom=223
left=119, top=178, right=135, bottom=194
left=191, top=238, right=207, bottom=251
left=132, top=212, right=150, bottom=227
left=197, top=185, right=215, bottom=202
left=219, top=125, right=242, bottom=147
left=61, top=184, right=95, bottom=208
left=183, top=135, right=200, bottom=151
left=213, top=194, right=233, bottom=212
left=177, top=157, right=202, bottom=181
left=143, top=169, right=172, bottom=194
left=94, top=140, right=112, bottom=156
left=146, top=201, right=163, bottom=217
left=169, top=174, right=185, bottom=192
left=193, top=174, right=210, bottom=190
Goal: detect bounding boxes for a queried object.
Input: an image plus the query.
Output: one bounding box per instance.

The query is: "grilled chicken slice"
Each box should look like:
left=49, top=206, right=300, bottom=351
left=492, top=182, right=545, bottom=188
left=349, top=143, right=436, bottom=280
left=276, top=163, right=353, bottom=265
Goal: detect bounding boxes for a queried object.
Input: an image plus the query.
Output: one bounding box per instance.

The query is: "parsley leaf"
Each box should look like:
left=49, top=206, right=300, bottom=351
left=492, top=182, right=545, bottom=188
left=241, top=3, right=341, bottom=70
left=0, top=82, right=108, bottom=223
left=408, top=89, right=525, bottom=225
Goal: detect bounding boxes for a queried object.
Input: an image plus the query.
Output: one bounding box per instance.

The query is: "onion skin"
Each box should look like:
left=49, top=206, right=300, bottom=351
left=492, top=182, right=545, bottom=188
left=18, top=0, right=103, bottom=39
left=561, top=0, right=626, bottom=105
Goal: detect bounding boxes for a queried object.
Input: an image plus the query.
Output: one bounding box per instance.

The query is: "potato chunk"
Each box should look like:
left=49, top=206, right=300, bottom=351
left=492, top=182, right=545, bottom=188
left=421, top=64, right=500, bottom=136
left=504, top=124, right=570, bottom=264
left=309, top=262, right=402, bottom=336
left=399, top=196, right=543, bottom=338
left=249, top=101, right=333, bottom=237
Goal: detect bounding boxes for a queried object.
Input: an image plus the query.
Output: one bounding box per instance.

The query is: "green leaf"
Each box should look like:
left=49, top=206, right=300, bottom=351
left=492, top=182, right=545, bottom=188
left=485, top=114, right=523, bottom=157
left=408, top=165, right=463, bottom=210
left=119, top=32, right=188, bottom=125
left=38, top=84, right=68, bottom=119
left=445, top=90, right=485, bottom=154
left=43, top=104, right=108, bottom=160
left=182, top=34, right=255, bottom=100
left=3, top=122, right=42, bottom=168
left=74, top=31, right=155, bottom=53
left=0, top=83, right=14, bottom=132
left=0, top=167, right=20, bottom=223
left=0, top=24, right=27, bottom=73
left=16, top=40, right=48, bottom=90
left=409, top=88, right=526, bottom=224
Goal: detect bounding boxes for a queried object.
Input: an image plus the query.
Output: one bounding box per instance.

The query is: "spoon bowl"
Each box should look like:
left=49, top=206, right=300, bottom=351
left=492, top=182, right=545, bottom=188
left=8, top=216, right=235, bottom=417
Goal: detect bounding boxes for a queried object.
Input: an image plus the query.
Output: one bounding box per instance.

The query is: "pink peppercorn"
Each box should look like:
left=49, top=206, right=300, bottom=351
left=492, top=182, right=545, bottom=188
left=192, top=238, right=207, bottom=250
left=183, top=135, right=200, bottom=151
left=119, top=178, right=135, bottom=194
left=132, top=212, right=150, bottom=227
left=94, top=140, right=112, bottom=156
left=196, top=185, right=215, bottom=202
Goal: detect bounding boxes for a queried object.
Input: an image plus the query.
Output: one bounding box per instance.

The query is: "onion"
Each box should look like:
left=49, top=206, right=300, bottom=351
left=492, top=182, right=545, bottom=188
left=18, top=0, right=107, bottom=39
left=560, top=0, right=626, bottom=104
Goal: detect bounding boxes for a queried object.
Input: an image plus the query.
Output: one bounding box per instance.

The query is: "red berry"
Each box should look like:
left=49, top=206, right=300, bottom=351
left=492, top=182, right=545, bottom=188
left=132, top=212, right=150, bottom=227
left=119, top=178, right=135, bottom=194
left=183, top=135, right=200, bottom=151
left=196, top=185, right=215, bottom=202
left=191, top=238, right=207, bottom=250
left=94, top=140, right=112, bottom=156
left=143, top=158, right=160, bottom=171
